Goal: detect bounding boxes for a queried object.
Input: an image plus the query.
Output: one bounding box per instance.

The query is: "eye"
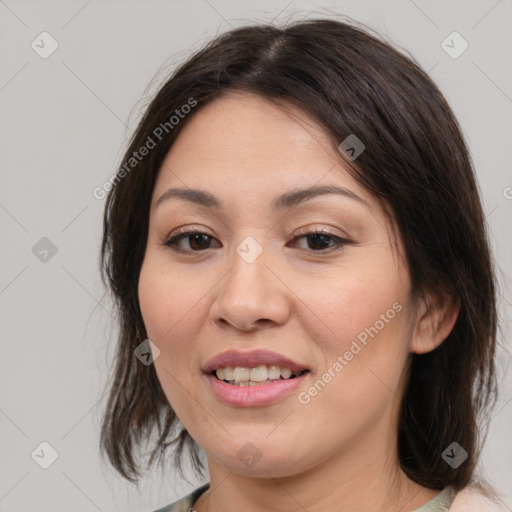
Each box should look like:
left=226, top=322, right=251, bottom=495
left=288, top=228, right=350, bottom=252
left=163, top=228, right=220, bottom=252
left=162, top=227, right=350, bottom=253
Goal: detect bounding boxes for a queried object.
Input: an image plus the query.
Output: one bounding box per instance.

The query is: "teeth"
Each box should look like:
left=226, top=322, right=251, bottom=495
left=268, top=365, right=281, bottom=379
left=233, top=367, right=250, bottom=381
left=249, top=365, right=268, bottom=381
left=214, top=365, right=305, bottom=386
left=280, top=368, right=292, bottom=379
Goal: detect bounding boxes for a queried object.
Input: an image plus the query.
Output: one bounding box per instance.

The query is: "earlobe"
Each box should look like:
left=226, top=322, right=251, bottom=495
left=410, top=292, right=460, bottom=355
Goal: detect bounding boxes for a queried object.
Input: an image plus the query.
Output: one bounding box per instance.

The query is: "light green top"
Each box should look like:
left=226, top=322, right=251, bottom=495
left=152, top=483, right=456, bottom=512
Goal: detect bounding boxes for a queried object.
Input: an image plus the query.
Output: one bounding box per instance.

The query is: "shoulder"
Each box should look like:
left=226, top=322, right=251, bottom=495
left=450, top=485, right=509, bottom=512
left=150, top=483, right=210, bottom=512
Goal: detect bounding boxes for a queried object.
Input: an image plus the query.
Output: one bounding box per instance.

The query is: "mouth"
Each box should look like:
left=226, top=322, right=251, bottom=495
left=202, top=349, right=311, bottom=405
left=202, top=349, right=311, bottom=388
left=211, top=365, right=310, bottom=386
left=204, top=363, right=311, bottom=407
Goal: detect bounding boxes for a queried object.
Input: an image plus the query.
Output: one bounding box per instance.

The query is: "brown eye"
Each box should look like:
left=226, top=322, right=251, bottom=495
left=288, top=229, right=350, bottom=252
left=164, top=230, right=220, bottom=252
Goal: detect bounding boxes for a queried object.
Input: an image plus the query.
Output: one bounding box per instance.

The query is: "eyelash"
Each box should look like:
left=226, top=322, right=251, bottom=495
left=162, top=227, right=351, bottom=254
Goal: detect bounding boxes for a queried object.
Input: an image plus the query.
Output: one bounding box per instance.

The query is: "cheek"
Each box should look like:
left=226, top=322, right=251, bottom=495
left=300, top=259, right=411, bottom=404
left=138, top=257, right=207, bottom=345
left=307, top=260, right=409, bottom=348
left=138, top=258, right=208, bottom=410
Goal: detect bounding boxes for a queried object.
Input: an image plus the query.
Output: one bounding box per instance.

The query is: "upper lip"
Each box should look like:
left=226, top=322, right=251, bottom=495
left=202, top=349, right=310, bottom=374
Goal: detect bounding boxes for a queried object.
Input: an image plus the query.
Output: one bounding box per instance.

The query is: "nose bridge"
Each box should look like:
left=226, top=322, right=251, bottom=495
left=225, top=235, right=271, bottom=301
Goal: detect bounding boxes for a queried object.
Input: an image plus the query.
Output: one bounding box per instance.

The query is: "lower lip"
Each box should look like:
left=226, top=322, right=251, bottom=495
left=204, top=372, right=309, bottom=407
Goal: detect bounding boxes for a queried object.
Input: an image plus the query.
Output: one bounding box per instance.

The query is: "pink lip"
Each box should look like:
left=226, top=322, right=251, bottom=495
left=204, top=372, right=309, bottom=407
left=202, top=350, right=311, bottom=407
left=202, top=349, right=309, bottom=374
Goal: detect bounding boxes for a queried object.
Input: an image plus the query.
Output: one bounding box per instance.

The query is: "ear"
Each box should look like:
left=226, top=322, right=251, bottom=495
left=410, top=290, right=460, bottom=355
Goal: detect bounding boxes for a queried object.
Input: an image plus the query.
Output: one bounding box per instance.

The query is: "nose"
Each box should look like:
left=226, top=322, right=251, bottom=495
left=210, top=244, right=290, bottom=332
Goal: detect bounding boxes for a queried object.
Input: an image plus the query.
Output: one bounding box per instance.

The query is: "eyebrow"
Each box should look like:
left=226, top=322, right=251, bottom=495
left=154, top=184, right=368, bottom=211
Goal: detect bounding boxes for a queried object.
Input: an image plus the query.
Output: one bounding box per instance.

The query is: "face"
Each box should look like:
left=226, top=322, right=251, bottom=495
left=138, top=92, right=420, bottom=478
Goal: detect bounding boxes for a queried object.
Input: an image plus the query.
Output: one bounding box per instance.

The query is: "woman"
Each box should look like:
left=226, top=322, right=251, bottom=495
left=99, top=18, right=506, bottom=512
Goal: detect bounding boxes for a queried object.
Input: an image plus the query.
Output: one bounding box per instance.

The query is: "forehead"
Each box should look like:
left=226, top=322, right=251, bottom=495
left=154, top=92, right=371, bottom=206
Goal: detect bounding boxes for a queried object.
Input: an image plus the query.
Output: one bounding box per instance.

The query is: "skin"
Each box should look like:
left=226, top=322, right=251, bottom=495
left=138, top=92, right=459, bottom=512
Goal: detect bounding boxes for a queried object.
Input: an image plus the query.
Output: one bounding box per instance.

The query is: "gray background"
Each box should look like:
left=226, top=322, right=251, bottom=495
left=0, top=1, right=511, bottom=511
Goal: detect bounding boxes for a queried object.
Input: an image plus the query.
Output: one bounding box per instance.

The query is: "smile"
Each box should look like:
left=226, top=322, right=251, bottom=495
left=214, top=365, right=308, bottom=386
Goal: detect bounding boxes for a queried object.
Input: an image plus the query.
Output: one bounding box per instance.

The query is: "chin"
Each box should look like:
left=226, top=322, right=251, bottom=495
left=208, top=441, right=310, bottom=478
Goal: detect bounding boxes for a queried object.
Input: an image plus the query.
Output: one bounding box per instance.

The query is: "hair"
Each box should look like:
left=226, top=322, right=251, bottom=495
left=99, top=17, right=499, bottom=492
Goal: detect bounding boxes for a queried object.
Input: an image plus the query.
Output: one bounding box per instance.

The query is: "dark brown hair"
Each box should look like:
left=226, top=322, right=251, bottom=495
left=99, top=17, right=498, bottom=491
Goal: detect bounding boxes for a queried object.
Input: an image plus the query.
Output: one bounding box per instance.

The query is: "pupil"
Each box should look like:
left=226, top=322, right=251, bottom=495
left=190, top=234, right=209, bottom=250
left=309, top=234, right=329, bottom=250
